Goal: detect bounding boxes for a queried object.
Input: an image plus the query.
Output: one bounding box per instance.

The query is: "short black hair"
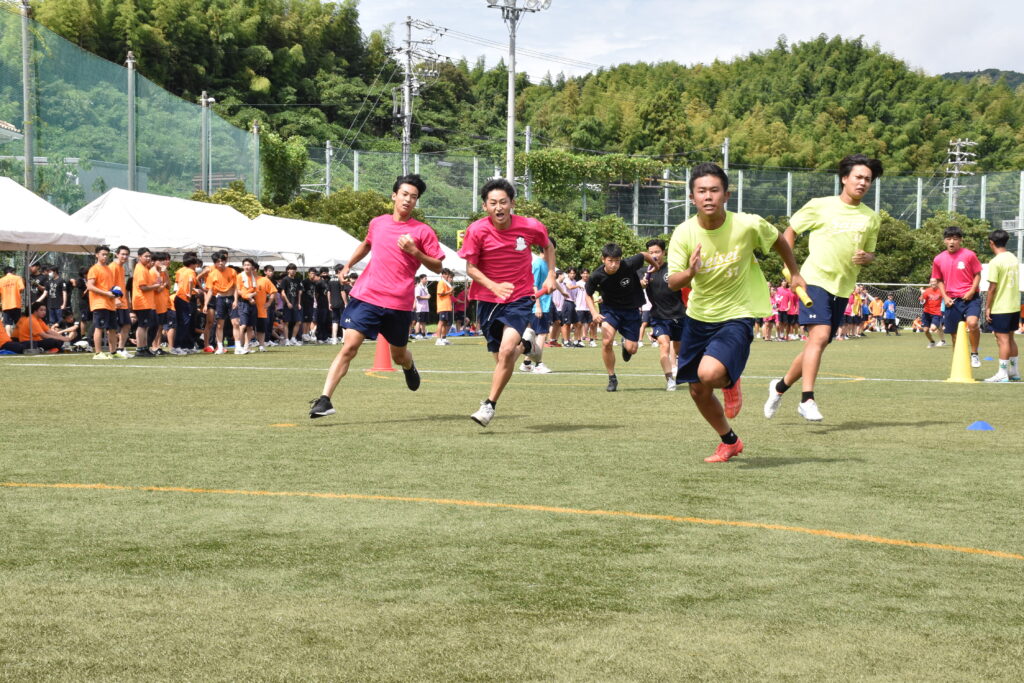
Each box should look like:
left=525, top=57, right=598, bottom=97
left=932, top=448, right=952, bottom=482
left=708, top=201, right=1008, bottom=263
left=116, top=245, right=130, bottom=255
left=646, top=238, right=666, bottom=250
left=286, top=263, right=297, bottom=271
left=242, top=257, right=257, bottom=268
left=137, top=247, right=151, bottom=257
left=689, top=162, right=729, bottom=193
left=319, top=267, right=329, bottom=275
left=943, top=226, right=963, bottom=239
left=601, top=243, right=623, bottom=259
left=182, top=256, right=198, bottom=267
left=481, top=178, right=515, bottom=202
left=154, top=252, right=170, bottom=261
left=30, top=301, right=46, bottom=314
left=393, top=174, right=427, bottom=196
left=264, top=264, right=275, bottom=272
left=3, top=266, right=15, bottom=274
left=334, top=264, right=344, bottom=272
left=94, top=245, right=110, bottom=255
left=838, top=153, right=883, bottom=180
left=989, top=229, right=1010, bottom=248
left=212, top=250, right=228, bottom=262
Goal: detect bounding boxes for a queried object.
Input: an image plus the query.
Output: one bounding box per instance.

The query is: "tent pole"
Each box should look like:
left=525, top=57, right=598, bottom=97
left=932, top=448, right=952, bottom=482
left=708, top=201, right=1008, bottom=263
left=23, top=247, right=40, bottom=355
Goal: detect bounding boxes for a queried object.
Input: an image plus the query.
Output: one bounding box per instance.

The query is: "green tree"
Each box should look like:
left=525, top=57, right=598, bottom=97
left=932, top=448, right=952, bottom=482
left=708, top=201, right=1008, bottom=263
left=260, top=130, right=307, bottom=206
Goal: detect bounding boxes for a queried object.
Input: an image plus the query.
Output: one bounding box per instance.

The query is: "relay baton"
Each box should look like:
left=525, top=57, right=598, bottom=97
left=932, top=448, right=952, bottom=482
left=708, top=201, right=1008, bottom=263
left=782, top=267, right=813, bottom=307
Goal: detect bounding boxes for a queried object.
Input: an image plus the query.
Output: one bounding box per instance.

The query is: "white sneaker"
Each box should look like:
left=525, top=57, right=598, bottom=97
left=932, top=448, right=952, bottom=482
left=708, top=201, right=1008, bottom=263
left=170, top=347, right=187, bottom=356
left=234, top=347, right=246, bottom=355
left=798, top=399, right=823, bottom=421
left=589, top=340, right=597, bottom=347
left=764, top=378, right=784, bottom=418
left=114, top=349, right=134, bottom=359
left=258, top=345, right=267, bottom=353
left=936, top=340, right=947, bottom=347
left=436, top=338, right=446, bottom=346
left=519, top=362, right=533, bottom=372
left=638, top=341, right=644, bottom=348
left=927, top=342, right=935, bottom=348
left=971, top=354, right=981, bottom=368
left=666, top=377, right=676, bottom=391
left=533, top=363, right=551, bottom=374
left=293, top=339, right=303, bottom=346
left=521, top=326, right=538, bottom=361
left=214, top=348, right=225, bottom=355
left=443, top=339, right=452, bottom=345
left=984, top=373, right=1009, bottom=383
left=267, top=340, right=278, bottom=347
left=471, top=401, right=495, bottom=427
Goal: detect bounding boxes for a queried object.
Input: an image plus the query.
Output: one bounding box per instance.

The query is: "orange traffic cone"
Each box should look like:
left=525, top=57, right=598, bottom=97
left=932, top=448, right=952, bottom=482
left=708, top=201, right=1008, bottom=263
left=946, top=321, right=976, bottom=383
left=371, top=337, right=397, bottom=372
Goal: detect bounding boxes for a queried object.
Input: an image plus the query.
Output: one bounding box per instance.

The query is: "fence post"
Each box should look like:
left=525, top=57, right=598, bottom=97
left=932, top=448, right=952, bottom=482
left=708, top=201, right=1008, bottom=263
left=737, top=170, right=744, bottom=213
left=582, top=188, right=587, bottom=220
left=413, top=153, right=419, bottom=175
left=632, top=179, right=640, bottom=233
left=251, top=120, right=260, bottom=198
left=786, top=171, right=792, bottom=216
left=324, top=140, right=333, bottom=196
left=980, top=174, right=986, bottom=220
left=20, top=0, right=33, bottom=191
left=472, top=157, right=479, bottom=213
left=126, top=52, right=136, bottom=191
left=663, top=167, right=669, bottom=229
left=874, top=176, right=880, bottom=213
left=353, top=150, right=359, bottom=191
left=684, top=167, right=691, bottom=221
left=833, top=174, right=839, bottom=196
left=916, top=177, right=922, bottom=229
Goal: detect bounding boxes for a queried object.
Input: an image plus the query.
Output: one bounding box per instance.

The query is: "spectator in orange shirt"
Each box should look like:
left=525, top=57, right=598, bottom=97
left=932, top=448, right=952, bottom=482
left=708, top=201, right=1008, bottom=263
left=0, top=319, right=24, bottom=353
left=111, top=245, right=133, bottom=358
left=15, top=301, right=66, bottom=352
left=255, top=264, right=278, bottom=352
left=435, top=268, right=454, bottom=345
left=174, top=255, right=199, bottom=353
left=149, top=252, right=174, bottom=356
left=1, top=265, right=25, bottom=332
left=131, top=248, right=161, bottom=357
left=235, top=257, right=260, bottom=354
left=85, top=245, right=120, bottom=359
left=202, top=250, right=238, bottom=354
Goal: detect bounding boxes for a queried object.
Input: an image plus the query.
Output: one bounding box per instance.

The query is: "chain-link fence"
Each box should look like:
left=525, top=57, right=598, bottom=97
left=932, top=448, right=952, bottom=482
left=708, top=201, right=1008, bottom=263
left=0, top=5, right=253, bottom=212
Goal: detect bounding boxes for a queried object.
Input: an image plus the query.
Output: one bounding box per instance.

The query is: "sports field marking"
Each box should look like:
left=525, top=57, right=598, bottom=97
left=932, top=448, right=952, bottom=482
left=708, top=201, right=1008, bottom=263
left=3, top=481, right=1021, bottom=562
left=270, top=423, right=297, bottom=427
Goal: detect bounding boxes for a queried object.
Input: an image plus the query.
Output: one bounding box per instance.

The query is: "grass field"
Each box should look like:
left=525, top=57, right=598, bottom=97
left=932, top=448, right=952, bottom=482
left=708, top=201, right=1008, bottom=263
left=2, top=331, right=1023, bottom=680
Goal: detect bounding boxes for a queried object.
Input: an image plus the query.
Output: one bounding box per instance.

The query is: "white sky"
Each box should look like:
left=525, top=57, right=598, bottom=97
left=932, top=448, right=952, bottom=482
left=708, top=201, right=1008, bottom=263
left=356, top=0, right=1023, bottom=80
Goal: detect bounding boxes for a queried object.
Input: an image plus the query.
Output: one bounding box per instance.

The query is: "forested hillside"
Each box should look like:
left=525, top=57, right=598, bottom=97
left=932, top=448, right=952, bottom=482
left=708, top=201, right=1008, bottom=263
left=27, top=0, right=1024, bottom=174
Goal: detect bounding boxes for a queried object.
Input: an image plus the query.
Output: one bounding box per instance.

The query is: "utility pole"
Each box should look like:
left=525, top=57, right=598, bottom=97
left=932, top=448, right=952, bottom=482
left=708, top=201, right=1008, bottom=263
left=394, top=18, right=441, bottom=176
left=943, top=138, right=977, bottom=214
left=486, top=0, right=553, bottom=183
left=325, top=140, right=333, bottom=195
left=199, top=91, right=216, bottom=194
left=20, top=0, right=33, bottom=191
left=126, top=52, right=136, bottom=191
left=251, top=120, right=260, bottom=198
left=721, top=136, right=730, bottom=171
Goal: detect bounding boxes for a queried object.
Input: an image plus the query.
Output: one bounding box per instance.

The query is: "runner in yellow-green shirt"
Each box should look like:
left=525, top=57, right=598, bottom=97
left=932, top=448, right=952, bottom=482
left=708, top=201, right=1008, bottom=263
left=983, top=229, right=1021, bottom=382
left=667, top=163, right=804, bottom=463
left=764, top=153, right=883, bottom=423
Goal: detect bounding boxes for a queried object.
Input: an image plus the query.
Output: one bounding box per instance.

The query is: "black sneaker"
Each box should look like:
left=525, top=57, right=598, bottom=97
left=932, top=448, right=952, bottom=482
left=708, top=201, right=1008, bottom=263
left=606, top=374, right=618, bottom=392
left=135, top=348, right=153, bottom=357
left=309, top=395, right=335, bottom=419
left=403, top=363, right=421, bottom=391
left=621, top=345, right=632, bottom=362
left=152, top=348, right=167, bottom=357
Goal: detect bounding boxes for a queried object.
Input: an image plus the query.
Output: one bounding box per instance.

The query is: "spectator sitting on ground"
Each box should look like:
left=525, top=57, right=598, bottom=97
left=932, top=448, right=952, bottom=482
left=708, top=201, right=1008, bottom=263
left=15, top=301, right=68, bottom=352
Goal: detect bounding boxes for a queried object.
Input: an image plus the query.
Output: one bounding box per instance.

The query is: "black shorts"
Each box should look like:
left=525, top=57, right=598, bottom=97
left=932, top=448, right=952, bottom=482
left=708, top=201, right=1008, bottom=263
left=159, top=311, right=175, bottom=330
left=116, top=308, right=131, bottom=327
left=91, top=309, right=116, bottom=330
left=2, top=308, right=21, bottom=326
left=135, top=308, right=157, bottom=328
left=414, top=311, right=429, bottom=324
left=990, top=312, right=1017, bottom=334
left=438, top=311, right=453, bottom=324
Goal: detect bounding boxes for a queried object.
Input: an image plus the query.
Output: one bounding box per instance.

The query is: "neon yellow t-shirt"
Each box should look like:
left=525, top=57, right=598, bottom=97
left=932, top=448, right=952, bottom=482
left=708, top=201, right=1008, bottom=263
left=987, top=251, right=1020, bottom=314
left=667, top=211, right=778, bottom=323
left=791, top=196, right=880, bottom=298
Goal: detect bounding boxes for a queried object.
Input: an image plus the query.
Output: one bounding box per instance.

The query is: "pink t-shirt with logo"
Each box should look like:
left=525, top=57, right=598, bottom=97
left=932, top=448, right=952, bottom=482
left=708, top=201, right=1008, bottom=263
left=784, top=287, right=799, bottom=315
left=351, top=215, right=443, bottom=311
left=931, top=248, right=982, bottom=298
left=458, top=214, right=550, bottom=303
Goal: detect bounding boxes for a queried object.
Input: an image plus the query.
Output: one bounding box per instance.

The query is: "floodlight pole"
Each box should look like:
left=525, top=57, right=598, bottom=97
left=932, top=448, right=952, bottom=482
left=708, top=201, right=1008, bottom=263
left=20, top=0, right=33, bottom=191
left=126, top=52, right=137, bottom=191
left=488, top=1, right=551, bottom=183
left=200, top=91, right=216, bottom=194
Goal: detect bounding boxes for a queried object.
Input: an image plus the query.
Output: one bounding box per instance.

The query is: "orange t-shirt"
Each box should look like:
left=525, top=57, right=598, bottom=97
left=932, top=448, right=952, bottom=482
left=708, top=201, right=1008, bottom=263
left=175, top=267, right=197, bottom=301
left=0, top=273, right=25, bottom=310
left=0, top=324, right=11, bottom=346
left=207, top=267, right=237, bottom=295
left=237, top=270, right=258, bottom=303
left=151, top=266, right=170, bottom=314
left=255, top=276, right=278, bottom=318
left=869, top=298, right=884, bottom=317
left=132, top=262, right=156, bottom=310
left=110, top=262, right=128, bottom=310
left=87, top=263, right=116, bottom=312
left=436, top=279, right=453, bottom=312
left=14, top=314, right=48, bottom=342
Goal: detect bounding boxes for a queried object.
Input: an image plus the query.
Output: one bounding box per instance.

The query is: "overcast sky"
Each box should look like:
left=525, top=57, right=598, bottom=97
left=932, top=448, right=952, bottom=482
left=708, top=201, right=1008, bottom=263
left=356, top=0, right=1023, bottom=81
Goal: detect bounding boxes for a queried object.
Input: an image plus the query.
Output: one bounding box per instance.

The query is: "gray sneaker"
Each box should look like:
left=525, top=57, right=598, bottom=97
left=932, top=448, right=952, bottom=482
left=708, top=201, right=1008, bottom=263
left=471, top=400, right=495, bottom=427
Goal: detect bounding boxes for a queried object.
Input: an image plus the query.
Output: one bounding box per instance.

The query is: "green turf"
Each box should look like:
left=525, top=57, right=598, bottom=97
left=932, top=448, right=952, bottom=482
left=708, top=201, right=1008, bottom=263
left=2, top=332, right=1022, bottom=680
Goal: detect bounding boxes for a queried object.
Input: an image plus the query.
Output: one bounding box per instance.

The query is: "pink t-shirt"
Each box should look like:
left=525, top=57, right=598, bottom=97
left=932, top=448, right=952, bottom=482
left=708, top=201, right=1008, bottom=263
left=931, top=248, right=982, bottom=298
left=458, top=214, right=550, bottom=303
left=773, top=288, right=790, bottom=314
left=350, top=215, right=443, bottom=311
left=784, top=287, right=799, bottom=315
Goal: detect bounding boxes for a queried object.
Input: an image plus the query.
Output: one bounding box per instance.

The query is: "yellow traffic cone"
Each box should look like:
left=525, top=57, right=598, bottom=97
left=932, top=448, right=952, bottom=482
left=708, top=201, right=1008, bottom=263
left=946, top=321, right=976, bottom=383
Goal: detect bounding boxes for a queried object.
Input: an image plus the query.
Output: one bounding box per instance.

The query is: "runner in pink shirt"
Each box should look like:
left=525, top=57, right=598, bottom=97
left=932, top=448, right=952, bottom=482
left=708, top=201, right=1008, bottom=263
left=931, top=225, right=983, bottom=366
left=460, top=178, right=556, bottom=427
left=309, top=174, right=444, bottom=418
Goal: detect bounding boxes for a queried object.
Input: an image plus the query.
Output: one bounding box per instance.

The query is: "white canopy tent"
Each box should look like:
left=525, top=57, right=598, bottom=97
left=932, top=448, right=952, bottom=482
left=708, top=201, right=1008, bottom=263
left=72, top=188, right=283, bottom=260
left=0, top=177, right=106, bottom=354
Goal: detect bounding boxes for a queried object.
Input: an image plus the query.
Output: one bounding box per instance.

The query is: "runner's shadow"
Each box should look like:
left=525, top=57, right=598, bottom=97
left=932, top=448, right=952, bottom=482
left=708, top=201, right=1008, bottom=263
left=309, top=414, right=472, bottom=428
left=735, top=456, right=862, bottom=469
left=807, top=419, right=946, bottom=434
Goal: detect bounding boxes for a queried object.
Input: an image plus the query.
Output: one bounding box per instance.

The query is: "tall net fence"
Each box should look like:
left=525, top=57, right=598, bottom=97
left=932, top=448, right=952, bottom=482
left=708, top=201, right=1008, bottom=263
left=0, top=5, right=253, bottom=211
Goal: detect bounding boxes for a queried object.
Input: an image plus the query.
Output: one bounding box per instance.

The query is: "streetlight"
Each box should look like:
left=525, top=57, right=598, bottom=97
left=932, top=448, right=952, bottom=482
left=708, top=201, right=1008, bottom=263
left=486, top=0, right=551, bottom=183
left=199, top=91, right=216, bottom=194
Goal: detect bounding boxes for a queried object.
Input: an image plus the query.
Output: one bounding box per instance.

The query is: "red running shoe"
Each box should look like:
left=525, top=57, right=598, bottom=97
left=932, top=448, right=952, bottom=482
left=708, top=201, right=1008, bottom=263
left=723, top=378, right=742, bottom=418
left=704, top=438, right=744, bottom=463
left=203, top=345, right=215, bottom=353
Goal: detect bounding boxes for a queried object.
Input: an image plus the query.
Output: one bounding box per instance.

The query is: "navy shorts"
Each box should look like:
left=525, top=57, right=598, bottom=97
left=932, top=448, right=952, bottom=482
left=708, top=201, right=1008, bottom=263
left=91, top=309, right=115, bottom=330
left=414, top=311, right=429, bottom=324
left=560, top=301, right=577, bottom=325
left=438, top=311, right=453, bottom=324
left=989, top=312, right=1018, bottom=334
left=343, top=297, right=411, bottom=348
left=944, top=297, right=981, bottom=334
left=600, top=306, right=642, bottom=342
left=135, top=308, right=156, bottom=329
left=283, top=305, right=301, bottom=324
left=116, top=308, right=131, bottom=327
left=650, top=316, right=684, bottom=342
left=641, top=310, right=652, bottom=324
left=798, top=284, right=847, bottom=343
left=455, top=310, right=466, bottom=322
left=237, top=300, right=257, bottom=327
left=214, top=296, right=235, bottom=321
left=529, top=311, right=552, bottom=332
left=921, top=311, right=943, bottom=329
left=577, top=309, right=593, bottom=325
left=676, top=317, right=754, bottom=390
left=159, top=311, right=175, bottom=330
left=479, top=296, right=534, bottom=353
left=2, top=308, right=20, bottom=326
left=549, top=302, right=562, bottom=323
left=331, top=307, right=342, bottom=325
